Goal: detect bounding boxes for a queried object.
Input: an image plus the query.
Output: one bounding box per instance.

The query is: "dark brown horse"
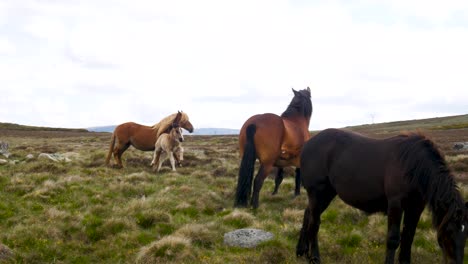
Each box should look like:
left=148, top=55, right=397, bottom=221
left=234, top=87, right=312, bottom=209
left=297, top=129, right=468, bottom=264
left=105, top=112, right=194, bottom=168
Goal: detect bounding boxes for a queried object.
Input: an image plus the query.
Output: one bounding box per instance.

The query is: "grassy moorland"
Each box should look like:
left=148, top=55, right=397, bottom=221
left=0, top=116, right=468, bottom=263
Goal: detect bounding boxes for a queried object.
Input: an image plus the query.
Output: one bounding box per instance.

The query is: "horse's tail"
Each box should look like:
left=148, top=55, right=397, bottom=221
left=105, top=133, right=116, bottom=166
left=234, top=124, right=257, bottom=207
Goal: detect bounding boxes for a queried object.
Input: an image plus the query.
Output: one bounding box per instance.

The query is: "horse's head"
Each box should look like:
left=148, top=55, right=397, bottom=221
left=437, top=202, right=468, bottom=263
left=282, top=87, right=313, bottom=119
left=171, top=111, right=185, bottom=142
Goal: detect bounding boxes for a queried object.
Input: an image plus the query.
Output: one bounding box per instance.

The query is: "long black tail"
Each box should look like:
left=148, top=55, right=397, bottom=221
left=234, top=124, right=257, bottom=207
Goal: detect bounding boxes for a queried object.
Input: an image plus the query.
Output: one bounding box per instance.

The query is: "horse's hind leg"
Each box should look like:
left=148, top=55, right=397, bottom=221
left=294, top=167, right=301, bottom=196
left=272, top=168, right=284, bottom=195
left=251, top=163, right=274, bottom=209
left=115, top=143, right=130, bottom=168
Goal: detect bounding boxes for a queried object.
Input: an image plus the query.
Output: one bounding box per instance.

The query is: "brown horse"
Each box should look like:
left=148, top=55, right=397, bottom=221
left=297, top=129, right=468, bottom=264
left=105, top=112, right=194, bottom=168
left=234, top=87, right=312, bottom=209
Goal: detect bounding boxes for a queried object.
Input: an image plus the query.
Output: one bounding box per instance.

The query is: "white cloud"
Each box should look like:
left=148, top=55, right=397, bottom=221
left=0, top=0, right=467, bottom=129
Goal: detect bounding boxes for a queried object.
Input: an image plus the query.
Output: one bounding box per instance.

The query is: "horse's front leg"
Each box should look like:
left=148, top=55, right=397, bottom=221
left=272, top=168, right=284, bottom=195
left=168, top=151, right=176, bottom=171
left=385, top=199, right=403, bottom=264
left=297, top=186, right=336, bottom=263
left=251, top=164, right=274, bottom=209
left=173, top=151, right=182, bottom=167
left=399, top=199, right=424, bottom=264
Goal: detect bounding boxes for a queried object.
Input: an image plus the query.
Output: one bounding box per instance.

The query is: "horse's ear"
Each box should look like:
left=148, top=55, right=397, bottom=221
left=173, top=111, right=183, bottom=126
left=292, top=88, right=298, bottom=95
left=307, top=87, right=311, bottom=92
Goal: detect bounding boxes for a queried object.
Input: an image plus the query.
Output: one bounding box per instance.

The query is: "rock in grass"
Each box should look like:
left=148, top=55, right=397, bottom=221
left=26, top=154, right=34, bottom=160
left=38, top=153, right=71, bottom=162
left=0, top=243, right=13, bottom=261
left=0, top=159, right=7, bottom=165
left=224, top=228, right=274, bottom=248
left=453, top=142, right=468, bottom=151
left=0, top=141, right=10, bottom=158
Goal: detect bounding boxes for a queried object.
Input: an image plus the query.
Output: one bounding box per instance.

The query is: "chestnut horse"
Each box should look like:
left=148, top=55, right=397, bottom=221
left=105, top=111, right=193, bottom=168
left=234, top=87, right=312, bottom=209
left=297, top=129, right=468, bottom=264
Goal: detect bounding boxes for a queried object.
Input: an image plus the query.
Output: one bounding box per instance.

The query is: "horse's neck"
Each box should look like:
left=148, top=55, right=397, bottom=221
left=282, top=117, right=310, bottom=138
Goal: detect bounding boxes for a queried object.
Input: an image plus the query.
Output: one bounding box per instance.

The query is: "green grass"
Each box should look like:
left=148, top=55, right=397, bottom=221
left=0, top=130, right=467, bottom=263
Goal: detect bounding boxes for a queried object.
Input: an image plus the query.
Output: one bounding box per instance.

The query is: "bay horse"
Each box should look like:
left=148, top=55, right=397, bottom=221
left=234, top=87, right=312, bottom=209
left=105, top=111, right=193, bottom=168
left=151, top=111, right=184, bottom=172
left=296, top=128, right=468, bottom=264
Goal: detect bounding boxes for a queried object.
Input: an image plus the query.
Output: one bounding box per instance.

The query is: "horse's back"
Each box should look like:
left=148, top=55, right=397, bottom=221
left=239, top=113, right=285, bottom=162
left=114, top=122, right=157, bottom=151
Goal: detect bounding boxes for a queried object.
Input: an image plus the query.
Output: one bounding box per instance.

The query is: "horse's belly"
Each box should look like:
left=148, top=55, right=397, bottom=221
left=338, top=192, right=387, bottom=214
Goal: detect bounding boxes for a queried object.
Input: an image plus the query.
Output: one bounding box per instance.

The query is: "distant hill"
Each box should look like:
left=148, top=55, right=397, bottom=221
left=87, top=126, right=116, bottom=133
left=345, top=114, right=468, bottom=134
left=3, top=114, right=467, bottom=135
left=190, top=128, right=239, bottom=135
left=0, top=122, right=88, bottom=133
left=87, top=125, right=240, bottom=135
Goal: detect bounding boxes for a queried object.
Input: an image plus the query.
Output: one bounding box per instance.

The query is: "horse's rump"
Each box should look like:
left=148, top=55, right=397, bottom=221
left=239, top=113, right=284, bottom=163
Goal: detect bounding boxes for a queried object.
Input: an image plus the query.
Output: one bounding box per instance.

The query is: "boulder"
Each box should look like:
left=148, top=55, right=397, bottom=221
left=0, top=159, right=7, bottom=165
left=224, top=228, right=274, bottom=248
left=453, top=142, right=468, bottom=151
left=0, top=141, right=10, bottom=158
left=26, top=154, right=34, bottom=160
left=38, top=153, right=71, bottom=162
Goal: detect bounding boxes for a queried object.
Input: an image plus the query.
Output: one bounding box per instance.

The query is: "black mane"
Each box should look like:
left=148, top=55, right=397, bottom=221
left=281, top=88, right=313, bottom=119
left=397, top=133, right=464, bottom=228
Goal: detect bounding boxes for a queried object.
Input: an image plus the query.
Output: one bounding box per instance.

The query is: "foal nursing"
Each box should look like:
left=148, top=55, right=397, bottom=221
left=151, top=111, right=184, bottom=172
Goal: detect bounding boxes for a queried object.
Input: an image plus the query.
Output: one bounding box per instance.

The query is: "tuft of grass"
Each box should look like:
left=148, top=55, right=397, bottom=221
left=135, top=211, right=172, bottom=229
left=222, top=210, right=255, bottom=228
left=174, top=223, right=218, bottom=248
left=135, top=235, right=194, bottom=264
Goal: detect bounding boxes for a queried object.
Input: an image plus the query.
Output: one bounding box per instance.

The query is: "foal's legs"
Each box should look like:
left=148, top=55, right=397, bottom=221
left=168, top=151, right=176, bottom=171
left=251, top=163, right=274, bottom=209
left=152, top=149, right=163, bottom=172
left=297, top=185, right=336, bottom=263
left=272, top=168, right=284, bottom=195
left=398, top=199, right=424, bottom=264
left=385, top=199, right=403, bottom=264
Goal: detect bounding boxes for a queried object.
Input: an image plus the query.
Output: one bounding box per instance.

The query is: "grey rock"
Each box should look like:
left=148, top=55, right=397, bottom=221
left=453, top=142, right=468, bottom=151
left=224, top=228, right=274, bottom=248
left=0, top=159, right=7, bottom=165
left=0, top=141, right=10, bottom=158
left=26, top=154, right=34, bottom=160
left=38, top=153, right=71, bottom=162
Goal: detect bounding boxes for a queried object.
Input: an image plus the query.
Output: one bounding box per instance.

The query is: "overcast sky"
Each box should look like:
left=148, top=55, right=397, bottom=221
left=0, top=0, right=467, bottom=130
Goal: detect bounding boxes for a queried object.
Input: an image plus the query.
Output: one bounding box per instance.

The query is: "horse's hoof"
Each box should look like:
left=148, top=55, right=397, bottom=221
left=310, top=256, right=321, bottom=264
left=271, top=191, right=278, bottom=195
